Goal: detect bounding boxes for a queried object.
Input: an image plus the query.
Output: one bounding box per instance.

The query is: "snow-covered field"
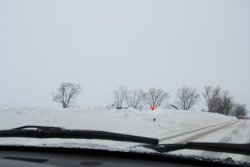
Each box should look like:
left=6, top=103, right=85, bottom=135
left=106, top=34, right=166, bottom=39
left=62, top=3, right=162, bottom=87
left=0, top=107, right=236, bottom=137
left=0, top=107, right=236, bottom=144
left=2, top=107, right=250, bottom=162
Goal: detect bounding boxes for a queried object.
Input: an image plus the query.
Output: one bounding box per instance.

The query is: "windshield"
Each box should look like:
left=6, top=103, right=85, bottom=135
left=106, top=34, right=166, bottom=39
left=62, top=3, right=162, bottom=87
left=0, top=0, right=250, bottom=164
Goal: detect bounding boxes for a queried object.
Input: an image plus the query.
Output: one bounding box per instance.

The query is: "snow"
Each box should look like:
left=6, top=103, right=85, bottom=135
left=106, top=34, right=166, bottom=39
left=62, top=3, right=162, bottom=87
left=0, top=107, right=236, bottom=145
left=0, top=107, right=236, bottom=137
left=2, top=107, right=248, bottom=162
left=169, top=120, right=250, bottom=162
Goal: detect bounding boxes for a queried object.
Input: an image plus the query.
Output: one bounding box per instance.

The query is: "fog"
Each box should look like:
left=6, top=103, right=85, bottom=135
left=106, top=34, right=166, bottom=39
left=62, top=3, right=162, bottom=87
left=0, top=0, right=249, bottom=109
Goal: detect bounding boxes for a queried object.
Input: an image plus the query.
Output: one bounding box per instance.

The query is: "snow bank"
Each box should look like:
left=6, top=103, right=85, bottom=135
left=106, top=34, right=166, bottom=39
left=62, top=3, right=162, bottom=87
left=0, top=107, right=236, bottom=138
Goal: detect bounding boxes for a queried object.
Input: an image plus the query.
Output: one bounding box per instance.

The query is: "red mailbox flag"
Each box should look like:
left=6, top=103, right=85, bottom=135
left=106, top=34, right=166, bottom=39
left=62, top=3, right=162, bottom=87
left=151, top=106, right=155, bottom=111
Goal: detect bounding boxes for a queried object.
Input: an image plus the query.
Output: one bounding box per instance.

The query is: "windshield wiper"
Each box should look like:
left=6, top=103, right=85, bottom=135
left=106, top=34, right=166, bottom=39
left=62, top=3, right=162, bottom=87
left=3, top=126, right=248, bottom=155
left=0, top=126, right=159, bottom=145
left=142, top=142, right=250, bottom=155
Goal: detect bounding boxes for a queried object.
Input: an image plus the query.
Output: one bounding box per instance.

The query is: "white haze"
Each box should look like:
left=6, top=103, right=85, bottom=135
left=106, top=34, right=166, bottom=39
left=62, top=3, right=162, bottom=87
left=0, top=0, right=249, bottom=109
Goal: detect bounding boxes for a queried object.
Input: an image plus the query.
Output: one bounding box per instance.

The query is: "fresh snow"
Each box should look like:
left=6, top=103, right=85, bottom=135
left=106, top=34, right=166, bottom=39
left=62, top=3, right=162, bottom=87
left=0, top=107, right=236, bottom=144
left=2, top=107, right=249, bottom=162
left=0, top=107, right=236, bottom=137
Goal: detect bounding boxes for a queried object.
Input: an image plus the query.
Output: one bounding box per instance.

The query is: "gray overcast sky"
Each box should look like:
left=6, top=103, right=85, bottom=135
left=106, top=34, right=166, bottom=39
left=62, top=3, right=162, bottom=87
left=0, top=0, right=249, bottom=109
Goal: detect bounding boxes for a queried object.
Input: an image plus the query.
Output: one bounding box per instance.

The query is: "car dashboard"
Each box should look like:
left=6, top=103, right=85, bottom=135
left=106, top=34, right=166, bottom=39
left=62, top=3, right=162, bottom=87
left=0, top=145, right=247, bottom=167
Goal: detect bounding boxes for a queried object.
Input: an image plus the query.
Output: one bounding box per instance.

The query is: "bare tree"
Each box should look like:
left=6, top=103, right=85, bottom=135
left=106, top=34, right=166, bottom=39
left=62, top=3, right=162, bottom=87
left=203, top=86, right=234, bottom=115
left=125, top=89, right=145, bottom=109
left=175, top=86, right=200, bottom=110
left=113, top=85, right=128, bottom=109
left=232, top=103, right=247, bottom=118
left=220, top=90, right=234, bottom=115
left=144, top=88, right=170, bottom=109
left=203, top=86, right=221, bottom=113
left=52, top=82, right=81, bottom=108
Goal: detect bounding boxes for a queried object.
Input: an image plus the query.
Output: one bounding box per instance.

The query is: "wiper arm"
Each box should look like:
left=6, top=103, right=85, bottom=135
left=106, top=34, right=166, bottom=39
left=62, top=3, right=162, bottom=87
left=0, top=126, right=159, bottom=145
left=142, top=142, right=250, bottom=155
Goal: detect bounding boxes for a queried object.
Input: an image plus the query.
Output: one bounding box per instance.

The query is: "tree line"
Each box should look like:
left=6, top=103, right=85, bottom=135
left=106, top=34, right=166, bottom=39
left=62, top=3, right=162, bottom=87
left=112, top=85, right=198, bottom=110
left=113, top=86, right=170, bottom=110
left=112, top=85, right=248, bottom=118
left=202, top=86, right=247, bottom=118
left=52, top=82, right=248, bottom=118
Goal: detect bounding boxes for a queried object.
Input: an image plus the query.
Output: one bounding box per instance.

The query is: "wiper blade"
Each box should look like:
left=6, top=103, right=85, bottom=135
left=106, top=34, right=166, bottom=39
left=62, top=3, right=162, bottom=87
left=143, top=142, right=250, bottom=155
left=0, top=126, right=159, bottom=145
